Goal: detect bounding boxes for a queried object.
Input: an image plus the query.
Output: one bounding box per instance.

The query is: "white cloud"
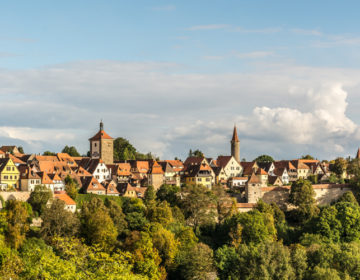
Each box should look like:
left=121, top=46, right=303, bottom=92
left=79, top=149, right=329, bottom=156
left=0, top=60, right=360, bottom=160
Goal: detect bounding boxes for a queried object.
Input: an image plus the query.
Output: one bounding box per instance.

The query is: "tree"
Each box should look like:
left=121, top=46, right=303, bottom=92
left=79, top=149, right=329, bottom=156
left=42, top=151, right=56, bottom=156
left=147, top=201, right=174, bottom=227
left=18, top=146, right=24, bottom=154
left=212, top=185, right=236, bottom=224
left=80, top=198, right=118, bottom=250
left=215, top=241, right=295, bottom=280
left=64, top=175, right=78, bottom=200
left=180, top=185, right=216, bottom=231
left=337, top=191, right=358, bottom=206
left=114, top=137, right=137, bottom=161
left=61, top=145, right=80, bottom=157
left=254, top=154, right=274, bottom=163
left=302, top=154, right=314, bottom=160
left=188, top=149, right=204, bottom=158
left=28, top=185, right=53, bottom=215
left=316, top=205, right=342, bottom=243
left=226, top=210, right=277, bottom=244
left=180, top=243, right=216, bottom=280
left=330, top=157, right=348, bottom=177
left=104, top=198, right=128, bottom=237
left=41, top=199, right=80, bottom=240
left=156, top=184, right=180, bottom=207
left=144, top=185, right=156, bottom=207
left=289, top=179, right=319, bottom=223
left=5, top=200, right=30, bottom=249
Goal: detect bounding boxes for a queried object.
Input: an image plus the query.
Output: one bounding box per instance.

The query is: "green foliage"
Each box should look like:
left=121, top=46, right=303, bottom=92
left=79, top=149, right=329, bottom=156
left=64, top=175, right=78, bottom=200
left=179, top=243, right=215, bottom=280
left=144, top=185, right=156, bottom=207
left=28, top=185, right=53, bottom=216
left=76, top=193, right=125, bottom=208
left=289, top=179, right=319, bottom=223
left=104, top=198, right=128, bottom=237
left=254, top=154, right=274, bottom=163
left=330, top=157, right=348, bottom=177
left=17, top=146, right=24, bottom=154
left=336, top=191, right=358, bottom=206
left=156, top=184, right=180, bottom=207
left=5, top=200, right=30, bottom=249
left=180, top=185, right=216, bottom=231
left=61, top=145, right=80, bottom=157
left=226, top=210, right=277, bottom=244
left=80, top=198, right=118, bottom=250
left=40, top=199, right=80, bottom=241
left=113, top=137, right=154, bottom=161
left=42, top=151, right=56, bottom=156
left=188, top=149, right=204, bottom=158
left=301, top=155, right=314, bottom=160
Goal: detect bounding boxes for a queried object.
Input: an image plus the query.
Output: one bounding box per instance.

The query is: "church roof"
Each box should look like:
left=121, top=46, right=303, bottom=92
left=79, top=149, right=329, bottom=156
left=357, top=148, right=360, bottom=159
left=89, top=130, right=113, bottom=141
left=232, top=125, right=239, bottom=142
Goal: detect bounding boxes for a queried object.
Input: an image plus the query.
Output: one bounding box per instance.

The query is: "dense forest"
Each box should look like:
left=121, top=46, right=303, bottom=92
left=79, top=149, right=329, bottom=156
left=1, top=176, right=360, bottom=279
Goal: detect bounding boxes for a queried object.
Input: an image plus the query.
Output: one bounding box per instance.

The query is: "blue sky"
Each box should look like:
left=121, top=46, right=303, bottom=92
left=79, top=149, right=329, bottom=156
left=1, top=1, right=360, bottom=160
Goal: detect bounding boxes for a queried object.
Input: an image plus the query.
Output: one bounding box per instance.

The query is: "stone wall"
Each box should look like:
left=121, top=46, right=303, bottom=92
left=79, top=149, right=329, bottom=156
left=0, top=191, right=31, bottom=208
left=101, top=138, right=114, bottom=164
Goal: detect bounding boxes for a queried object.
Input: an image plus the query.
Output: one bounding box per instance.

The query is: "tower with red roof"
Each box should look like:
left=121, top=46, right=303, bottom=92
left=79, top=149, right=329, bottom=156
left=231, top=125, right=240, bottom=163
left=89, top=121, right=114, bottom=164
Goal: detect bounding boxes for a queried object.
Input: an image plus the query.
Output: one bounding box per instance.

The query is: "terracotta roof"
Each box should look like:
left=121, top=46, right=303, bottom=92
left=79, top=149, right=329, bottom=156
left=81, top=177, right=105, bottom=192
left=78, top=158, right=104, bottom=174
left=183, top=157, right=207, bottom=167
left=216, top=156, right=233, bottom=168
left=232, top=177, right=248, bottom=180
left=0, top=146, right=17, bottom=153
left=262, top=186, right=290, bottom=192
left=268, top=175, right=282, bottom=185
left=104, top=180, right=120, bottom=195
left=18, top=165, right=41, bottom=180
left=274, top=161, right=296, bottom=171
left=312, top=184, right=351, bottom=189
left=159, top=161, right=175, bottom=173
left=247, top=173, right=261, bottom=184
left=165, top=160, right=184, bottom=172
left=89, top=130, right=113, bottom=141
left=74, top=166, right=92, bottom=177
left=149, top=161, right=164, bottom=174
left=7, top=154, right=25, bottom=165
left=48, top=173, right=62, bottom=181
left=236, top=203, right=255, bottom=208
left=37, top=172, right=53, bottom=184
left=274, top=167, right=287, bottom=176
left=291, top=160, right=310, bottom=170
left=232, top=126, right=239, bottom=142
left=256, top=168, right=268, bottom=175
left=54, top=193, right=76, bottom=205
left=35, top=155, right=59, bottom=162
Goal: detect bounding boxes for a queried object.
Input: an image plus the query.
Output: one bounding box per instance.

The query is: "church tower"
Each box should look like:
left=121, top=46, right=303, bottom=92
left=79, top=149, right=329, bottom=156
left=231, top=125, right=240, bottom=162
left=89, top=121, right=114, bottom=164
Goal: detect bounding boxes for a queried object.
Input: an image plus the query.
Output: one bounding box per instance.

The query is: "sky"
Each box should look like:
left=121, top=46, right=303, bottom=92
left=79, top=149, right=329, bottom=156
left=1, top=0, right=360, bottom=161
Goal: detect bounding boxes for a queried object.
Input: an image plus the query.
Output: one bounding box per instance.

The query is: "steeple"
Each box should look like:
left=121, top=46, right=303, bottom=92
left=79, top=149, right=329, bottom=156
left=100, top=120, right=104, bottom=131
left=231, top=125, right=240, bottom=162
left=356, top=148, right=360, bottom=159
left=232, top=125, right=239, bottom=142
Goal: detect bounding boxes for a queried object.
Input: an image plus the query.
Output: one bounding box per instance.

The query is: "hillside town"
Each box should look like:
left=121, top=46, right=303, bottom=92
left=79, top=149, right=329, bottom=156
left=0, top=121, right=355, bottom=212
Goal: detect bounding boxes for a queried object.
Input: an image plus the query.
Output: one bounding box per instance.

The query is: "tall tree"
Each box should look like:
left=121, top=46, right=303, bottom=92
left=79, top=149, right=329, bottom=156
left=330, top=157, right=348, bottom=177
left=64, top=175, right=78, bottom=200
left=5, top=200, right=30, bottom=249
left=289, top=179, right=319, bottom=223
left=61, top=145, right=80, bottom=157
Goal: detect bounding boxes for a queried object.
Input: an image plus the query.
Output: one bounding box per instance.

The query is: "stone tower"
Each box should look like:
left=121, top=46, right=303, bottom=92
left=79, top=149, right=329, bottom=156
left=231, top=125, right=240, bottom=162
left=89, top=121, right=114, bottom=164
left=245, top=173, right=262, bottom=203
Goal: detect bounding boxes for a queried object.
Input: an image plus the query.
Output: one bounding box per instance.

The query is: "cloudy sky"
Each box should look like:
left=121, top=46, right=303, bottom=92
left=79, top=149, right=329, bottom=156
left=1, top=0, right=360, bottom=161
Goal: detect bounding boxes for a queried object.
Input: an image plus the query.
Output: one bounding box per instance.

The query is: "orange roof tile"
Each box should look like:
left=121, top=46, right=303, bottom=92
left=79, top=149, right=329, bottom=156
left=89, top=130, right=113, bottom=141
left=54, top=193, right=76, bottom=205
left=150, top=161, right=164, bottom=174
left=232, top=125, right=239, bottom=142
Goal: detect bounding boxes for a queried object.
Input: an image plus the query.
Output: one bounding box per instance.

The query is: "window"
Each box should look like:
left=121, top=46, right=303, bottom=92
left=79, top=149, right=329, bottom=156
left=4, top=176, right=8, bottom=179
left=12, top=167, right=14, bottom=171
left=6, top=167, right=10, bottom=171
left=10, top=176, right=12, bottom=179
left=94, top=143, right=97, bottom=147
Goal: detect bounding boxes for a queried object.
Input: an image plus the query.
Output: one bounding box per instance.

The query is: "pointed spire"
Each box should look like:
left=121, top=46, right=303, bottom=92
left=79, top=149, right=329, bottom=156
left=232, top=125, right=239, bottom=142
left=100, top=120, right=104, bottom=131
left=356, top=148, right=360, bottom=159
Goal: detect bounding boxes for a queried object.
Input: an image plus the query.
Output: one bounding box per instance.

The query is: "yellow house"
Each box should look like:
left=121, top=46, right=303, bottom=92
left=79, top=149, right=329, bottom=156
left=183, top=163, right=214, bottom=189
left=0, top=158, right=20, bottom=190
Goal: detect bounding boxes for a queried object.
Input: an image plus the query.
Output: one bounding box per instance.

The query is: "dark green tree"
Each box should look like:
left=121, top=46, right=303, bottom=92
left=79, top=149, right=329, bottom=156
left=301, top=155, right=315, bottom=160
left=18, top=146, right=24, bottom=154
left=254, top=154, right=274, bottom=163
left=28, top=185, right=53, bottom=215
left=61, top=145, right=80, bottom=157
left=289, top=179, right=319, bottom=223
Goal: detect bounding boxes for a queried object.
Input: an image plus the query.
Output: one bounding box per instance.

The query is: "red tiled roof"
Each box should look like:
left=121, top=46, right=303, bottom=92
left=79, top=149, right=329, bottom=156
left=216, top=156, right=233, bottom=168
left=149, top=161, right=164, bottom=174
left=236, top=203, right=255, bottom=208
left=54, top=193, right=76, bottom=205
left=89, top=130, right=113, bottom=141
left=256, top=168, right=268, bottom=175
left=247, top=173, right=261, bottom=184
